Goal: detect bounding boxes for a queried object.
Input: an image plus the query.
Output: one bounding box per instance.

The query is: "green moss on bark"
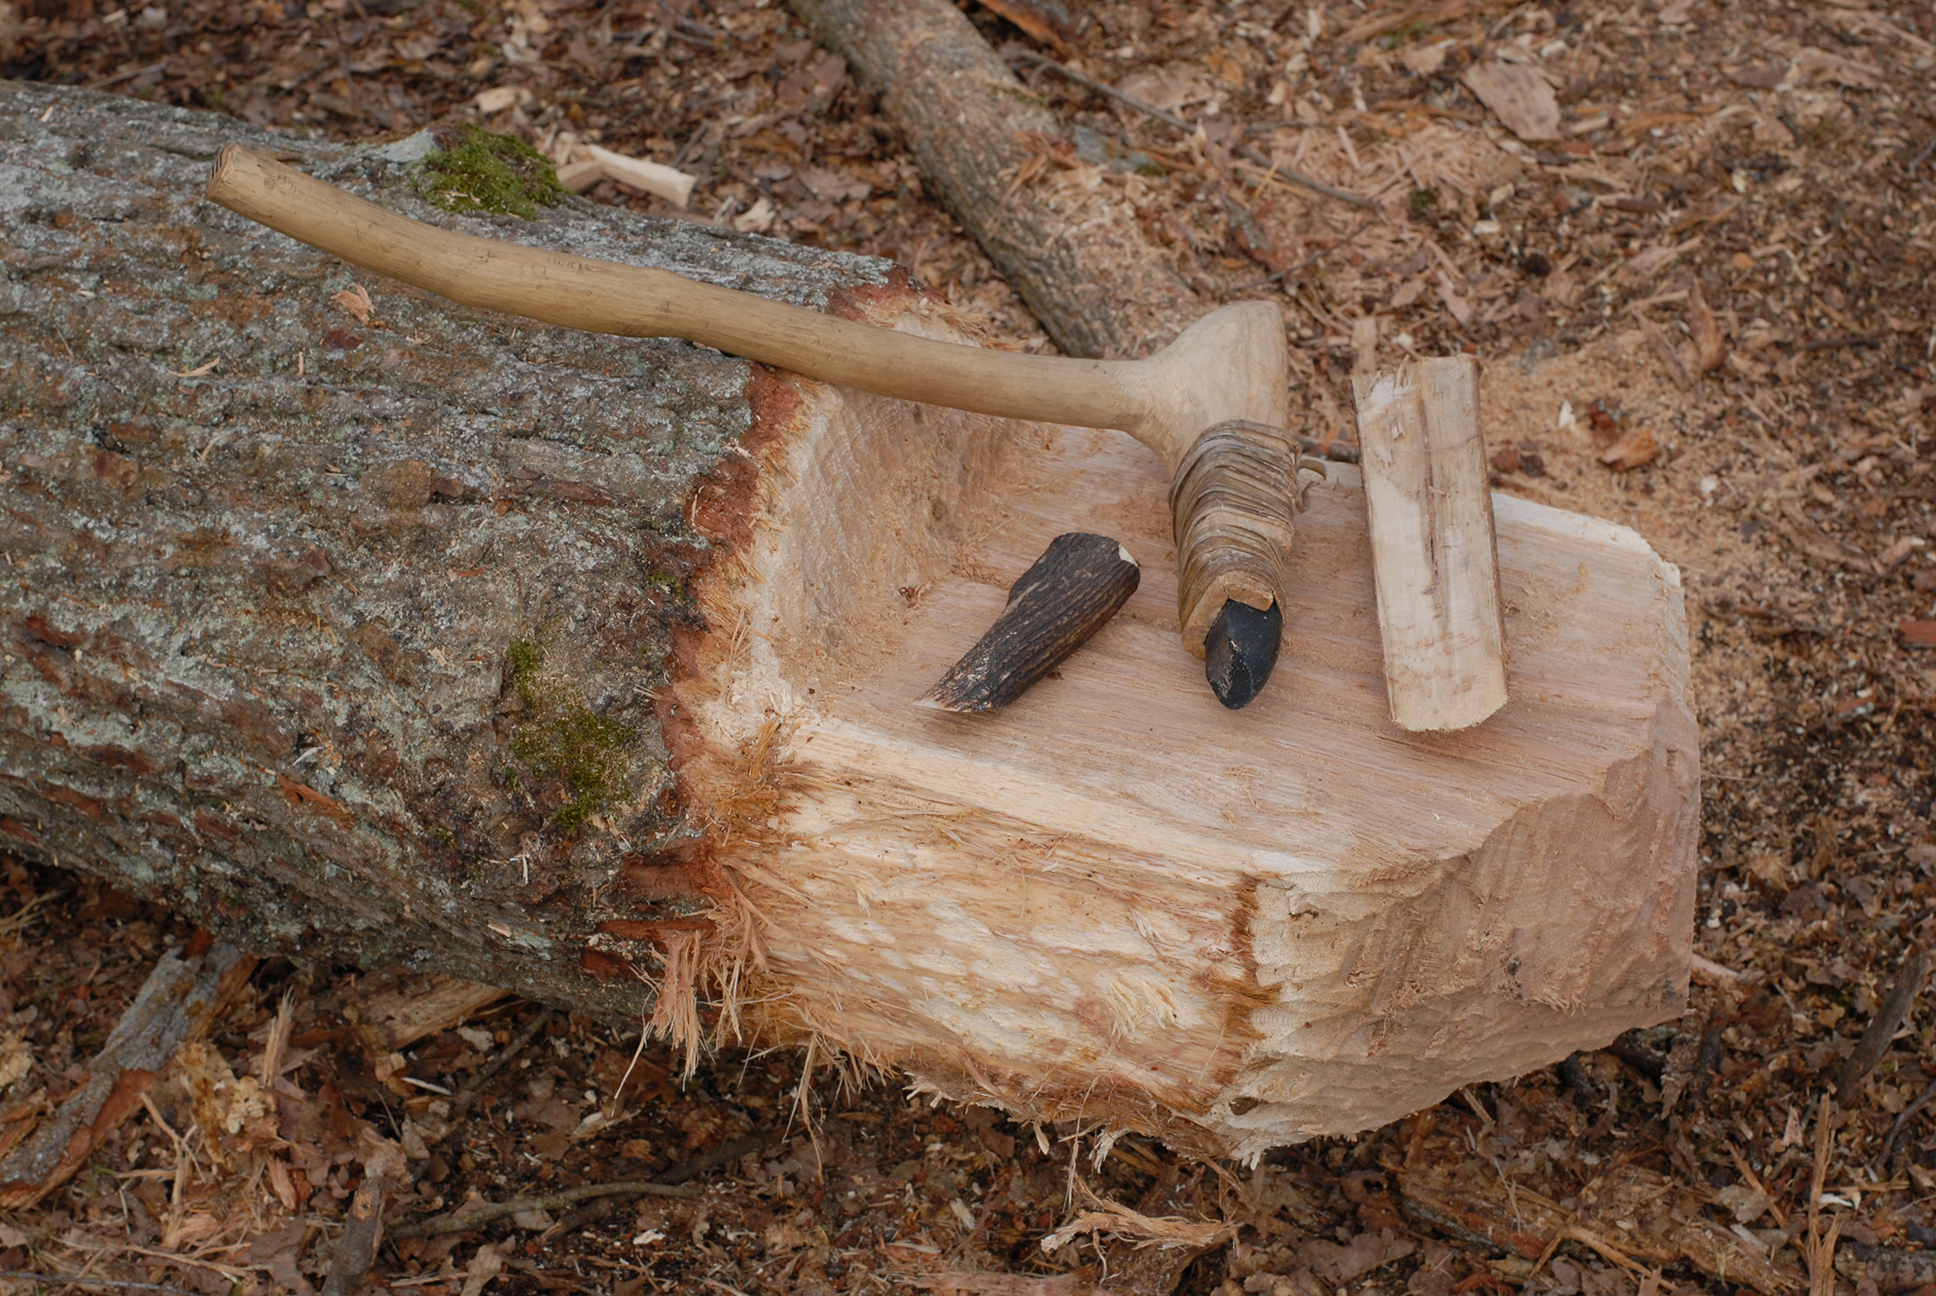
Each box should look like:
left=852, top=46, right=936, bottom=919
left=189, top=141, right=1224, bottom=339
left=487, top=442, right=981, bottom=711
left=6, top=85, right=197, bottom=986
left=418, top=127, right=566, bottom=219
left=504, top=639, right=637, bottom=833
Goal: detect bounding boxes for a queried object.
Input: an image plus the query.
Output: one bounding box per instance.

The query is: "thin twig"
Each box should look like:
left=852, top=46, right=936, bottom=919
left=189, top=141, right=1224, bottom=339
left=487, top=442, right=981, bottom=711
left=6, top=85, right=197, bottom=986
left=386, top=1128, right=783, bottom=1239
left=0, top=1278, right=199, bottom=1296
left=1875, top=1078, right=1936, bottom=1171
left=1006, top=49, right=1376, bottom=210
left=1836, top=944, right=1926, bottom=1099
left=388, top=1178, right=702, bottom=1238
left=449, top=1007, right=550, bottom=1116
left=1230, top=215, right=1382, bottom=291
left=83, top=62, right=165, bottom=90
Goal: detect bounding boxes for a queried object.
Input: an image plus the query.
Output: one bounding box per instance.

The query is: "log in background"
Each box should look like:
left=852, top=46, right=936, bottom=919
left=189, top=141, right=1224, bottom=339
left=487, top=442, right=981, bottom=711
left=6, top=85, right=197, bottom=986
left=0, top=80, right=898, bottom=1018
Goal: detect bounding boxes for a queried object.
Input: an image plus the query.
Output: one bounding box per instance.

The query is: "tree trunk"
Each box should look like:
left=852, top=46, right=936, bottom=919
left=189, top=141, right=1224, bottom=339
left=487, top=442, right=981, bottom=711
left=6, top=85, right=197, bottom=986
left=0, top=79, right=875, bottom=1026
left=0, top=83, right=1697, bottom=1159
left=787, top=0, right=1200, bottom=360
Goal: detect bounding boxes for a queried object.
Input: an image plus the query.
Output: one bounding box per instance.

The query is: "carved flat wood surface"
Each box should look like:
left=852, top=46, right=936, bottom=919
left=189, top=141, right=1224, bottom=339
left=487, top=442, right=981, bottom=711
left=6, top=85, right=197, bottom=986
left=692, top=391, right=1696, bottom=1156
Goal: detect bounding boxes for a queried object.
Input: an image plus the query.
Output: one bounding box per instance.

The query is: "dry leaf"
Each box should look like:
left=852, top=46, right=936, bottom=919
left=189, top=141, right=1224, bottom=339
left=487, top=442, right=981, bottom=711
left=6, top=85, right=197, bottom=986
left=800, top=165, right=871, bottom=203
left=460, top=1243, right=507, bottom=1296
left=1204, top=46, right=1245, bottom=88
left=1460, top=61, right=1559, bottom=141
left=1436, top=272, right=1474, bottom=325
left=1791, top=47, right=1883, bottom=89
left=1900, top=619, right=1936, bottom=648
left=1299, top=1229, right=1417, bottom=1284
left=976, top=0, right=1076, bottom=54
left=1400, top=41, right=1454, bottom=75
left=1117, top=62, right=1224, bottom=115
left=1618, top=238, right=1702, bottom=287
left=267, top=1155, right=299, bottom=1211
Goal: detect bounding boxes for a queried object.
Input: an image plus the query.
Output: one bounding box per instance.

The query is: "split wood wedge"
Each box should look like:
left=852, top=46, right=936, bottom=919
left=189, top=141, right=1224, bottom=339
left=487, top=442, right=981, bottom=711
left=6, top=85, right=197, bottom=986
left=204, top=143, right=1310, bottom=708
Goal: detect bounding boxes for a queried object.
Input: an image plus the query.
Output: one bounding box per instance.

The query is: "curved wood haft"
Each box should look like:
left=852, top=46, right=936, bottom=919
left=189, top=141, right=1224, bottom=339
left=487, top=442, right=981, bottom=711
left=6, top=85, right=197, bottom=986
left=204, top=145, right=1289, bottom=658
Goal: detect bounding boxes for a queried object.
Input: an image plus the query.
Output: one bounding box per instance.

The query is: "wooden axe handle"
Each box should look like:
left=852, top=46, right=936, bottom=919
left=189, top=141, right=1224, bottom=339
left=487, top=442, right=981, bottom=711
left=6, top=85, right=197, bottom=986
left=204, top=144, right=1295, bottom=673
left=207, top=146, right=1152, bottom=447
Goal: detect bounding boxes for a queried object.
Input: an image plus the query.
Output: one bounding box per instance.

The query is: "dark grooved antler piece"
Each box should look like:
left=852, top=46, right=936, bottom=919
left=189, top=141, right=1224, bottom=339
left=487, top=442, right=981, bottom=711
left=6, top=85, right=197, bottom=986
left=1205, top=599, right=1283, bottom=710
left=919, top=533, right=1139, bottom=713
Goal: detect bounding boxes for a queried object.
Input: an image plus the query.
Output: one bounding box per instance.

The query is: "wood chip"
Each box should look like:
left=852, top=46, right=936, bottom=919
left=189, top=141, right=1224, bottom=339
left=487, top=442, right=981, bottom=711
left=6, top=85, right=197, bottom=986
left=1352, top=357, right=1508, bottom=732
left=1460, top=61, right=1559, bottom=142
left=1689, top=282, right=1728, bottom=372
left=555, top=157, right=603, bottom=193
left=1599, top=426, right=1662, bottom=471
left=1898, top=619, right=1936, bottom=648
left=357, top=972, right=510, bottom=1052
left=584, top=143, right=697, bottom=206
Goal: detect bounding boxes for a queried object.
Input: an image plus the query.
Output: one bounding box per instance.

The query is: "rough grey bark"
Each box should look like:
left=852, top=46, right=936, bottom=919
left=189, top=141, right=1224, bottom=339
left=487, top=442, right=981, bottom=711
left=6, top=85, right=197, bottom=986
left=787, top=0, right=1200, bottom=360
left=0, top=80, right=896, bottom=1019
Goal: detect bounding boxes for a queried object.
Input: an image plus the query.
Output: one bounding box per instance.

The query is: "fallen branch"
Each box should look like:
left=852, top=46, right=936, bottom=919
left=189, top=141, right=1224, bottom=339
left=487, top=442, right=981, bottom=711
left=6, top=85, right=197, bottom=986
left=789, top=0, right=1199, bottom=357
left=0, top=940, right=251, bottom=1208
left=320, top=1177, right=388, bottom=1296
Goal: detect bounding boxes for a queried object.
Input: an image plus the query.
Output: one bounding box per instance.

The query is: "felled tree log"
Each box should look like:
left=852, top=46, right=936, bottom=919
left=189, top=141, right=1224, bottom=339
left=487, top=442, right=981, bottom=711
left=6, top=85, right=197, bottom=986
left=787, top=0, right=1199, bottom=360
left=0, top=81, right=802, bottom=1023
left=0, top=83, right=1696, bottom=1158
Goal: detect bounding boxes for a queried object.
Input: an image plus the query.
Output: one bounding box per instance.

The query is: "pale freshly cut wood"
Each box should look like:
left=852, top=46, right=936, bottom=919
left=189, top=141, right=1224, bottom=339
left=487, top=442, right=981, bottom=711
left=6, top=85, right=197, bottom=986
left=583, top=143, right=697, bottom=207
left=1460, top=61, right=1561, bottom=142
left=676, top=370, right=1696, bottom=1160
left=1352, top=358, right=1509, bottom=732
left=555, top=156, right=604, bottom=193
left=356, top=973, right=510, bottom=1052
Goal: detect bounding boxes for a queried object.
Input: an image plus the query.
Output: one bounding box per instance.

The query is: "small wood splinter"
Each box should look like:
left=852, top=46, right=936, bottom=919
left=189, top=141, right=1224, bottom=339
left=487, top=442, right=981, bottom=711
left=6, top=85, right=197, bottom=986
left=919, top=533, right=1139, bottom=713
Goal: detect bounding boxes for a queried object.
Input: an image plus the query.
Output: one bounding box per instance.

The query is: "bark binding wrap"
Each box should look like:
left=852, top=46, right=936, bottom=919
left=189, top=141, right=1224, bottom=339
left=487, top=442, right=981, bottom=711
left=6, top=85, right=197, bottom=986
left=1169, top=420, right=1312, bottom=660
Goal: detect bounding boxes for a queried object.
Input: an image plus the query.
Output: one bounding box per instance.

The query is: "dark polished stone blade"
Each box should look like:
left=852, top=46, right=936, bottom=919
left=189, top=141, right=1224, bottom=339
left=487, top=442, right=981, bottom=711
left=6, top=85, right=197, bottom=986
left=1205, top=598, right=1282, bottom=710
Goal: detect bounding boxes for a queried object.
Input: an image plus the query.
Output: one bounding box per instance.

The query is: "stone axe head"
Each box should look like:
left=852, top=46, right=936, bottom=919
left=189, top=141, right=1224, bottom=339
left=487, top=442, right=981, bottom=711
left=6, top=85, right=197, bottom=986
left=207, top=144, right=1313, bottom=708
